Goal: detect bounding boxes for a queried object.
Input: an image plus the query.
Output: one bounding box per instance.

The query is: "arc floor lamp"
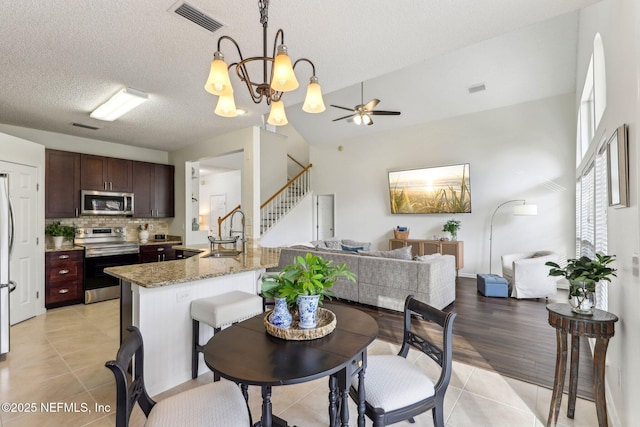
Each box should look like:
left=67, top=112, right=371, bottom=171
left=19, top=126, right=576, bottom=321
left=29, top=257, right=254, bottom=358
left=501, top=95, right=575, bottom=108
left=489, top=199, right=538, bottom=274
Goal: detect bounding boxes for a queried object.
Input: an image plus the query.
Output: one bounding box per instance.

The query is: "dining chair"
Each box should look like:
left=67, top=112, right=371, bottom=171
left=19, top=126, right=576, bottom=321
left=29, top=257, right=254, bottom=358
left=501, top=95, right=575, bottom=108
left=106, top=326, right=251, bottom=427
left=349, top=295, right=456, bottom=427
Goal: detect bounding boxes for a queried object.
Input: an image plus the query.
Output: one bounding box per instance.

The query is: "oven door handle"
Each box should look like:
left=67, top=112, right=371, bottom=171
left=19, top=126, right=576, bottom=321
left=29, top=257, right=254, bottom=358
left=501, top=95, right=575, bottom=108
left=85, top=249, right=140, bottom=258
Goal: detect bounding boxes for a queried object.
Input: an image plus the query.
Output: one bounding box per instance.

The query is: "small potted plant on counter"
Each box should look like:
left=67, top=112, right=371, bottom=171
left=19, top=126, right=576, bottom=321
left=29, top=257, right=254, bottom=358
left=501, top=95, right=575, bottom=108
left=45, top=221, right=76, bottom=249
left=262, top=253, right=356, bottom=329
left=546, top=253, right=617, bottom=315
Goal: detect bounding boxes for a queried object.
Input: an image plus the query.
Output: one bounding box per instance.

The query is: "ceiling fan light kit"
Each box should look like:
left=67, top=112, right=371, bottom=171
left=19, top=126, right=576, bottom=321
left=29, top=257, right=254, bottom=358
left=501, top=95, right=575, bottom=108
left=204, top=0, right=325, bottom=124
left=331, top=82, right=400, bottom=126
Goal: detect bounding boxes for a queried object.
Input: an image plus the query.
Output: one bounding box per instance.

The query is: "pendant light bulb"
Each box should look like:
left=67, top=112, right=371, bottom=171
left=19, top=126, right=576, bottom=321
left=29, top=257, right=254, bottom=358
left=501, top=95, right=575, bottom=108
left=271, top=45, right=299, bottom=92
left=214, top=93, right=238, bottom=117
left=205, top=52, right=233, bottom=96
left=302, top=76, right=326, bottom=113
left=267, top=100, right=288, bottom=126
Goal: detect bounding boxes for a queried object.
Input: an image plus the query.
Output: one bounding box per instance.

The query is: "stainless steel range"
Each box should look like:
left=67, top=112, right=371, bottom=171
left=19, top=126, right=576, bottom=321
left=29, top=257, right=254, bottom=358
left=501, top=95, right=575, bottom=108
left=76, top=227, right=139, bottom=304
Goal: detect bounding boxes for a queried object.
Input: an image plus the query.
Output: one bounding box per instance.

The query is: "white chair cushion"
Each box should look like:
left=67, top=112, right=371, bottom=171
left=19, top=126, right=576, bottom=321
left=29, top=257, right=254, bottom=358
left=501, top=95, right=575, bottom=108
left=146, top=381, right=250, bottom=427
left=352, top=354, right=435, bottom=412
left=190, top=291, right=263, bottom=328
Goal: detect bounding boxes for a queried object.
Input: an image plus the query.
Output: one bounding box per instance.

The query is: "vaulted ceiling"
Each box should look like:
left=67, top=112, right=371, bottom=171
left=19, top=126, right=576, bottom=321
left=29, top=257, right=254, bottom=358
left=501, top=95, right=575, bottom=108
left=0, top=1, right=599, bottom=151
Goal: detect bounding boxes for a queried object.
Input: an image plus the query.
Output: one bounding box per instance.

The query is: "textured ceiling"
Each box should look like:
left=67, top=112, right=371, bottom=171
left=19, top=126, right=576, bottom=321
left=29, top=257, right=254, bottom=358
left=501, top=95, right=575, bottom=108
left=0, top=0, right=599, bottom=151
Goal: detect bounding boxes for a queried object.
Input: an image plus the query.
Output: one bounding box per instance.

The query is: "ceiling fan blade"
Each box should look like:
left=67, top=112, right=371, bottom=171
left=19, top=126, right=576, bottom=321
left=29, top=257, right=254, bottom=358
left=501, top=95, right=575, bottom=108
left=369, top=110, right=401, bottom=116
left=330, top=104, right=356, bottom=112
left=332, top=114, right=355, bottom=122
left=363, top=98, right=380, bottom=111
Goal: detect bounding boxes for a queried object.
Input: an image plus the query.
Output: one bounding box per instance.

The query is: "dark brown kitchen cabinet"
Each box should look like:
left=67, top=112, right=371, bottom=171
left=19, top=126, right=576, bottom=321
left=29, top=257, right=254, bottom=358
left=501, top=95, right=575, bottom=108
left=45, top=250, right=84, bottom=308
left=45, top=149, right=81, bottom=218
left=132, top=162, right=174, bottom=218
left=139, top=244, right=176, bottom=263
left=81, top=154, right=133, bottom=192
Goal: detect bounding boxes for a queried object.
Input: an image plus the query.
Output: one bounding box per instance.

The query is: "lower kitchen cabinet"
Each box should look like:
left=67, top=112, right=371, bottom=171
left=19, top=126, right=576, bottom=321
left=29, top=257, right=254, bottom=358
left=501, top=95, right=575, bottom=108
left=139, top=244, right=177, bottom=263
left=45, top=250, right=84, bottom=308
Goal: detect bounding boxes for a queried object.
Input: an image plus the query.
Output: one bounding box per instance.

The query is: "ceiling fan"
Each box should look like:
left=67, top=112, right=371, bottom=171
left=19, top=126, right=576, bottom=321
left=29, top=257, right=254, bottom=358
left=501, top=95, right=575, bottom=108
left=331, top=82, right=401, bottom=126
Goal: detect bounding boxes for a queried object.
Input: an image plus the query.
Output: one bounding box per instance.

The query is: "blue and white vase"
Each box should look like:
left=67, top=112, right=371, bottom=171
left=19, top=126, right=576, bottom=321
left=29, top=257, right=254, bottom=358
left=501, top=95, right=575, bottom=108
left=297, top=295, right=321, bottom=329
left=269, top=297, right=293, bottom=329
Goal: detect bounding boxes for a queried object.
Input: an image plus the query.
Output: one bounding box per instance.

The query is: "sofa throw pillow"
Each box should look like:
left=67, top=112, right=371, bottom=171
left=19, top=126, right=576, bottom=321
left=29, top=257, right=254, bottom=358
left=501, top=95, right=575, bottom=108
left=359, top=246, right=413, bottom=260
left=341, top=244, right=364, bottom=253
left=415, top=253, right=442, bottom=262
left=311, top=240, right=327, bottom=249
left=382, top=245, right=413, bottom=260
left=324, top=240, right=343, bottom=250
left=341, top=239, right=372, bottom=251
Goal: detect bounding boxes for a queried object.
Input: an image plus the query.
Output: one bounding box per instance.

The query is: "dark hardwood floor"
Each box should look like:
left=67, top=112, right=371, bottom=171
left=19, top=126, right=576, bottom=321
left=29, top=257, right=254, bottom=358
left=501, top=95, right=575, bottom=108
left=336, top=276, right=595, bottom=400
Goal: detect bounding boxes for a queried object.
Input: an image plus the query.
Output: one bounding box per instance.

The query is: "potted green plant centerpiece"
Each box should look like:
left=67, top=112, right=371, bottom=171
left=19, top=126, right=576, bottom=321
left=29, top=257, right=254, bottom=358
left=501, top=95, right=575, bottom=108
left=262, top=253, right=356, bottom=329
left=442, top=219, right=461, bottom=241
left=546, top=253, right=616, bottom=315
left=45, top=221, right=76, bottom=249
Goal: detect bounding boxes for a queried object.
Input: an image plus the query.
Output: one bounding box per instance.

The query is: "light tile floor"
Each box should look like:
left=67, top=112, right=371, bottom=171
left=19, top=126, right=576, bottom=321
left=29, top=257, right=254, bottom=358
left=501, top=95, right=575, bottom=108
left=0, top=300, right=600, bottom=427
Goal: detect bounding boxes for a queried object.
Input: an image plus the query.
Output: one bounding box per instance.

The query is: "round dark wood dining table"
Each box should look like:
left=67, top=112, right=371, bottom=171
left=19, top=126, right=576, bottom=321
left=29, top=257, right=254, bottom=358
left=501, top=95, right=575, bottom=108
left=204, top=302, right=379, bottom=427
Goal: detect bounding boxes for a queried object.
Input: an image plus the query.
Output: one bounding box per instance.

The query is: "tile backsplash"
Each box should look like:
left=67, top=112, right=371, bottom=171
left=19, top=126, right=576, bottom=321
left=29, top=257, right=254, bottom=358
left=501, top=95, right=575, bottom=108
left=45, top=217, right=171, bottom=242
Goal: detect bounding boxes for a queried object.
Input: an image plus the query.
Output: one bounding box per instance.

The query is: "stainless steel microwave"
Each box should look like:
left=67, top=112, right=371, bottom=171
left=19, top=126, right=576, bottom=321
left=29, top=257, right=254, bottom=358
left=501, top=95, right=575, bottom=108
left=81, top=190, right=134, bottom=216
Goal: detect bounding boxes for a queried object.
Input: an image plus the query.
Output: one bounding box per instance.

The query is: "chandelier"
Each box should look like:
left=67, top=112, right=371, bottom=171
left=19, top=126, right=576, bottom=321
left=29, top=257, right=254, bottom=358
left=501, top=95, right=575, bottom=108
left=204, top=0, right=326, bottom=125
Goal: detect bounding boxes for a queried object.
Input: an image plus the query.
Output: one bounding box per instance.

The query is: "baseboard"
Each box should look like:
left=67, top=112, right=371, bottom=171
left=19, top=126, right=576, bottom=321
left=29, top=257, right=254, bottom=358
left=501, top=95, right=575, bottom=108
left=459, top=272, right=476, bottom=279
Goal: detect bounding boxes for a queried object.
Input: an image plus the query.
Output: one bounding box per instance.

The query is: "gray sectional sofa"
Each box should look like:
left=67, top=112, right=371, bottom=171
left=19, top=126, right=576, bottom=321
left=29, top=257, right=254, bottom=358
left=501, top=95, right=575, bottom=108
left=276, top=244, right=456, bottom=312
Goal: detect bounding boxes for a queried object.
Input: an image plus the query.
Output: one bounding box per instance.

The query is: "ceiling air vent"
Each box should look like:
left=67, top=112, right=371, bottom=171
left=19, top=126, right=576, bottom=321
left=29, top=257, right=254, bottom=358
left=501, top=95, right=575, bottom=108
left=173, top=2, right=223, bottom=33
left=72, top=122, right=99, bottom=130
left=468, top=83, right=486, bottom=94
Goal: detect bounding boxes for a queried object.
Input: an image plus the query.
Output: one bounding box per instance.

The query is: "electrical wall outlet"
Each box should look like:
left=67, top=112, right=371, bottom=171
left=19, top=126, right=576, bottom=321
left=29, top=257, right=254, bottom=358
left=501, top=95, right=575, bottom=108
left=148, top=224, right=154, bottom=230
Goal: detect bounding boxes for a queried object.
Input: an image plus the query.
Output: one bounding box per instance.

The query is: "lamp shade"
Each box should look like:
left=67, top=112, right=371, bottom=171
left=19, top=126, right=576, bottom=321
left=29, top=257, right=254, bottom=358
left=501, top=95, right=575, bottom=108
left=267, top=100, right=288, bottom=126
left=214, top=93, right=237, bottom=117
left=271, top=45, right=299, bottom=92
left=204, top=52, right=233, bottom=96
left=302, top=77, right=325, bottom=113
left=513, top=204, right=538, bottom=216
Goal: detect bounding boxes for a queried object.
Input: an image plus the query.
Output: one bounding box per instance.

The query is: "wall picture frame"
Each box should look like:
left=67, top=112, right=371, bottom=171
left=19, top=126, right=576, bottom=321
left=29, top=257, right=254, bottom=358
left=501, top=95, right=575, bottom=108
left=607, top=124, right=629, bottom=207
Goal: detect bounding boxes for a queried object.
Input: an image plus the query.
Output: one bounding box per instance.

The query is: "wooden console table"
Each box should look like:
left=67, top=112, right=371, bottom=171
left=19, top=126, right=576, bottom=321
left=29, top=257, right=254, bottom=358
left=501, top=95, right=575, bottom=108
left=546, top=303, right=618, bottom=427
left=389, top=239, right=463, bottom=273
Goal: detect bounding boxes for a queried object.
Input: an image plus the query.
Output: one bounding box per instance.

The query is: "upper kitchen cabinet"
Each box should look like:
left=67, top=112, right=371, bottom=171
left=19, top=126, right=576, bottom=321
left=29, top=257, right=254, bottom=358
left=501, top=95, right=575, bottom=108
left=132, top=162, right=174, bottom=218
left=45, top=149, right=81, bottom=218
left=81, top=154, right=133, bottom=192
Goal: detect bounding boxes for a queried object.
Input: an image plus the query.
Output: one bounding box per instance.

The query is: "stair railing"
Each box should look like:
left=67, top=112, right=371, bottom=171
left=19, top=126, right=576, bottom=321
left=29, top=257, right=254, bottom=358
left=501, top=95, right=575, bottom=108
left=260, top=164, right=312, bottom=235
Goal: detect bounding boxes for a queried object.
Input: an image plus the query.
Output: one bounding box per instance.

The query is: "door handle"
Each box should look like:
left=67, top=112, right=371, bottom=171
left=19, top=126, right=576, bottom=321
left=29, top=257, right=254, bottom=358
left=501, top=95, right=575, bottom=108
left=59, top=269, right=69, bottom=275
left=109, top=182, right=112, bottom=190
left=58, top=288, right=69, bottom=294
left=58, top=254, right=70, bottom=260
left=8, top=196, right=15, bottom=256
left=9, top=280, right=16, bottom=293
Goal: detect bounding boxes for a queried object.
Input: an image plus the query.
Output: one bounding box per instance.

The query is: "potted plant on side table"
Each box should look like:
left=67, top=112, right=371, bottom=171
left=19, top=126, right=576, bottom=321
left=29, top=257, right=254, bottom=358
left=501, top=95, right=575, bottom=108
left=261, top=253, right=356, bottom=329
left=442, top=219, right=461, bottom=241
left=45, top=221, right=76, bottom=249
left=546, top=253, right=617, bottom=315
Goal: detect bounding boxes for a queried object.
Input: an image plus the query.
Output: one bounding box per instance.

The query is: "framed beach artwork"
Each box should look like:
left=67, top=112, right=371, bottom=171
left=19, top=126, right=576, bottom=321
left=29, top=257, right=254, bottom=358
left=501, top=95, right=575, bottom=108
left=388, top=163, right=471, bottom=214
left=607, top=124, right=629, bottom=207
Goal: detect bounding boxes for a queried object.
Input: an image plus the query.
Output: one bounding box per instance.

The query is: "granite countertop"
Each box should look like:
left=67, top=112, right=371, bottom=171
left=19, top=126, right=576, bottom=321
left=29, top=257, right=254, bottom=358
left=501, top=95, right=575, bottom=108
left=45, top=245, right=85, bottom=253
left=104, top=247, right=280, bottom=288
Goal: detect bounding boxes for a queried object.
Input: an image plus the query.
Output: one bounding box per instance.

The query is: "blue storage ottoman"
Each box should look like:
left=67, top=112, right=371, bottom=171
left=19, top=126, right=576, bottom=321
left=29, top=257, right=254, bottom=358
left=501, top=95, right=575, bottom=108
left=477, top=274, right=509, bottom=298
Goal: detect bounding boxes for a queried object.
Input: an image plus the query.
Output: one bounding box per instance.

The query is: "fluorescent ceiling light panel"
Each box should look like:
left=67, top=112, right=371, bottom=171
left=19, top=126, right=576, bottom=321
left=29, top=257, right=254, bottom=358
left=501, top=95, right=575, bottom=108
left=90, top=87, right=148, bottom=121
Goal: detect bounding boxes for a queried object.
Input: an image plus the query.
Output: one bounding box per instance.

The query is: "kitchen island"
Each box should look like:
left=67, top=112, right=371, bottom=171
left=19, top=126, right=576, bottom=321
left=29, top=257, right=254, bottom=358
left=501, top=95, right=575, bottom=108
left=105, top=246, right=279, bottom=395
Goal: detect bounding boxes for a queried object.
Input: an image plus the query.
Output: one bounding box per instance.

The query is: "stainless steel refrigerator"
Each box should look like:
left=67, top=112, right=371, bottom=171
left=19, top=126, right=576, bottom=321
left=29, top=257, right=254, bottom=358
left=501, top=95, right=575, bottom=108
left=0, top=173, right=15, bottom=356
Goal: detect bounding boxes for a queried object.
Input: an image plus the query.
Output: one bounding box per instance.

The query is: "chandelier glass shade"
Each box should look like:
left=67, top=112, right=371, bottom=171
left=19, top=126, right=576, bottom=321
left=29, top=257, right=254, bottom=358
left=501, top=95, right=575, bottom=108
left=204, top=0, right=325, bottom=124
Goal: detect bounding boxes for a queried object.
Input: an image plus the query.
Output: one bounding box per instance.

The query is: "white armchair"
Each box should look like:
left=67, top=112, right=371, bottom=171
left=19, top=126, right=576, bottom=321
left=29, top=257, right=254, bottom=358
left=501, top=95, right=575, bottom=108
left=501, top=251, right=559, bottom=299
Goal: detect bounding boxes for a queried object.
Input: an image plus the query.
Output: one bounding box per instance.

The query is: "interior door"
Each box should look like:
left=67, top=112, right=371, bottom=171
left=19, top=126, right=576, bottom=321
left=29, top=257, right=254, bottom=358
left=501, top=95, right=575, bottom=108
left=316, top=194, right=335, bottom=240
left=0, top=161, right=38, bottom=324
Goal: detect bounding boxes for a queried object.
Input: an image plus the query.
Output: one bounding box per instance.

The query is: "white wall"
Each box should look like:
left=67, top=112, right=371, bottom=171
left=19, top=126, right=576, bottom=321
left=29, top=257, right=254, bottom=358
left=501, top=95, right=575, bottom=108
left=259, top=131, right=287, bottom=204
left=577, top=1, right=640, bottom=425
left=309, top=94, right=576, bottom=277
left=0, top=123, right=168, bottom=164
left=169, top=127, right=260, bottom=246
left=199, top=169, right=242, bottom=235
left=260, top=192, right=315, bottom=247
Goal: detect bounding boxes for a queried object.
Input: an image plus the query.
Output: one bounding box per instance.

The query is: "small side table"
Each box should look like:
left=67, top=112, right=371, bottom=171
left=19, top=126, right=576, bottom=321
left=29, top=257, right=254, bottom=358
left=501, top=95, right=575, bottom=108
left=546, top=303, right=618, bottom=427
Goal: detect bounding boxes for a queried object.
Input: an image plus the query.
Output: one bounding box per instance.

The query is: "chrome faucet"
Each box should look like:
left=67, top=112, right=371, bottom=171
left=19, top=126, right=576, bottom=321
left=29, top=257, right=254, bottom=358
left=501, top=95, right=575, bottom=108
left=229, top=209, right=247, bottom=254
